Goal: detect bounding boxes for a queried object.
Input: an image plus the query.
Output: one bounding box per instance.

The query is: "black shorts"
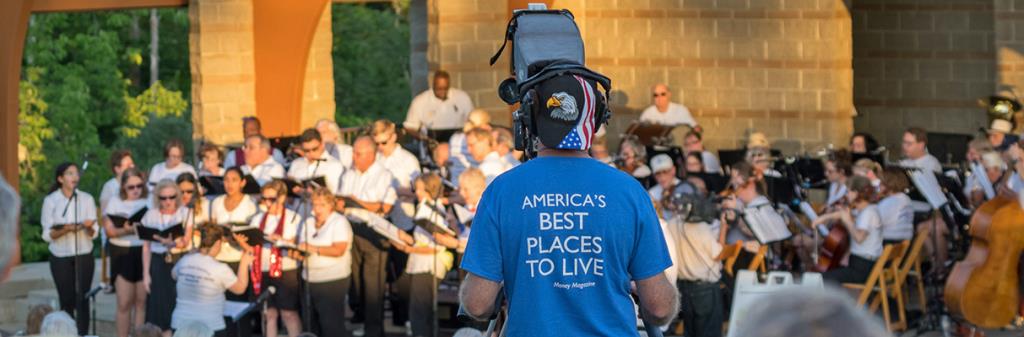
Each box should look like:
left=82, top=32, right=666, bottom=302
left=263, top=270, right=300, bottom=311
left=109, top=244, right=143, bottom=283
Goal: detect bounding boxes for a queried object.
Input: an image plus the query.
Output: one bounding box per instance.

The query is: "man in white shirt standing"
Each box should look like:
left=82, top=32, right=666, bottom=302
left=287, top=129, right=344, bottom=196
left=240, top=134, right=285, bottom=187
left=316, top=118, right=354, bottom=167
left=372, top=120, right=421, bottom=231
left=465, top=127, right=510, bottom=185
left=403, top=70, right=474, bottom=133
left=639, top=84, right=698, bottom=128
left=224, top=116, right=287, bottom=168
left=336, top=136, right=398, bottom=337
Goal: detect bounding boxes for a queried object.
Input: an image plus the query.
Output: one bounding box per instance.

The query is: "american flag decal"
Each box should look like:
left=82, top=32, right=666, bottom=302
left=556, top=75, right=596, bottom=150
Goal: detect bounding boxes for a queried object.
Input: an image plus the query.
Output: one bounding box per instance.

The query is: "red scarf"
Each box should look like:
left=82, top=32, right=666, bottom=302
left=252, top=209, right=286, bottom=295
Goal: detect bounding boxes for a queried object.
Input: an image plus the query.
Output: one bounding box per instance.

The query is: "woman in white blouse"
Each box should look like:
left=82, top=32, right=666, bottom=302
left=814, top=176, right=884, bottom=284
left=148, top=139, right=197, bottom=187
left=40, top=162, right=98, bottom=335
left=297, top=188, right=353, bottom=337
left=877, top=167, right=914, bottom=245
left=249, top=180, right=302, bottom=337
left=103, top=168, right=150, bottom=337
left=176, top=173, right=211, bottom=227
left=824, top=154, right=851, bottom=210
left=210, top=167, right=259, bottom=337
left=142, top=179, right=193, bottom=336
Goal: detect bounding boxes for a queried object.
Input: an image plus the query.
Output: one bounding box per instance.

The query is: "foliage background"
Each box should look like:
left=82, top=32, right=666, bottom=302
left=18, top=4, right=411, bottom=262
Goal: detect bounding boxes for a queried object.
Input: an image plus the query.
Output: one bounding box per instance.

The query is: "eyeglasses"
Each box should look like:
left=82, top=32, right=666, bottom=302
left=158, top=195, right=176, bottom=201
left=126, top=184, right=144, bottom=191
left=181, top=189, right=195, bottom=195
left=376, top=141, right=389, bottom=146
left=261, top=195, right=277, bottom=203
left=652, top=92, right=668, bottom=97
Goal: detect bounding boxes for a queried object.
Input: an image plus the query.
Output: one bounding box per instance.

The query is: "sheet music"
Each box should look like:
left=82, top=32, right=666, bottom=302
left=971, top=162, right=996, bottom=200
left=908, top=169, right=948, bottom=209
left=414, top=201, right=455, bottom=236
left=742, top=204, right=792, bottom=244
left=345, top=208, right=406, bottom=243
left=798, top=201, right=817, bottom=222
left=453, top=204, right=474, bottom=224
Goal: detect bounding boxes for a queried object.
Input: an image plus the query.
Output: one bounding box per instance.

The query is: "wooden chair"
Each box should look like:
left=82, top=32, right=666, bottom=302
left=868, top=240, right=912, bottom=331
left=721, top=241, right=744, bottom=277
left=842, top=242, right=907, bottom=332
left=901, top=227, right=930, bottom=314
left=748, top=244, right=769, bottom=273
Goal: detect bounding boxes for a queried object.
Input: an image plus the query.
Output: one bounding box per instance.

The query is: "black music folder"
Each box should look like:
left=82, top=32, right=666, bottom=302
left=199, top=176, right=226, bottom=196
left=283, top=176, right=328, bottom=198
left=224, top=225, right=264, bottom=247
left=338, top=196, right=366, bottom=210
left=137, top=223, right=185, bottom=241
left=109, top=207, right=148, bottom=228
left=413, top=203, right=456, bottom=236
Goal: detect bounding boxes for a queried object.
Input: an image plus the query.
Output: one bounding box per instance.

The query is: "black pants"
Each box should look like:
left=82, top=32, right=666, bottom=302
left=223, top=261, right=256, bottom=337
left=408, top=273, right=437, bottom=337
left=678, top=280, right=723, bottom=337
left=350, top=228, right=390, bottom=337
left=824, top=255, right=875, bottom=284
left=49, top=253, right=94, bottom=335
left=304, top=277, right=351, bottom=337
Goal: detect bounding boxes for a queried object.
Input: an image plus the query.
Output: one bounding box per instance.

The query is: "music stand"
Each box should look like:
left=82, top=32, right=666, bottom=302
left=624, top=122, right=676, bottom=147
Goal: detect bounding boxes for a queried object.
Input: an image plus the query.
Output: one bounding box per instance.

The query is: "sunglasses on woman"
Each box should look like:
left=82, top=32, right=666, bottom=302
left=159, top=195, right=176, bottom=201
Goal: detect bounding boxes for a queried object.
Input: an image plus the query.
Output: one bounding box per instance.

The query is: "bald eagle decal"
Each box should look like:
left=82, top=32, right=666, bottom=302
left=546, top=92, right=578, bottom=121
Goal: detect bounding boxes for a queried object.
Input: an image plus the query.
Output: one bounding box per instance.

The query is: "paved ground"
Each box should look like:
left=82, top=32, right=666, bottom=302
left=2, top=260, right=1021, bottom=336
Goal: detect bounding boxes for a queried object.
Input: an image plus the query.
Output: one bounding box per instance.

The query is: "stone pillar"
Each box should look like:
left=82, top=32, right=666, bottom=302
left=300, top=1, right=336, bottom=130
left=428, top=0, right=510, bottom=125
left=995, top=0, right=1024, bottom=104
left=188, top=0, right=258, bottom=146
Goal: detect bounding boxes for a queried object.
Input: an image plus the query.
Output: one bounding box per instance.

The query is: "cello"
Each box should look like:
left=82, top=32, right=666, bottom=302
left=944, top=181, right=1024, bottom=328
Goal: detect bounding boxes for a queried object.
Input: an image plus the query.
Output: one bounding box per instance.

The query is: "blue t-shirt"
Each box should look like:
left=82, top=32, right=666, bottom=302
left=461, top=156, right=672, bottom=337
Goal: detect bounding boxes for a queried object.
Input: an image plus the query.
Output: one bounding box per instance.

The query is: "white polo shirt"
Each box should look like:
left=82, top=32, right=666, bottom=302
left=403, top=88, right=474, bottom=130
left=288, top=152, right=344, bottom=195
left=99, top=177, right=120, bottom=210
left=241, top=156, right=285, bottom=187
left=299, top=212, right=353, bottom=282
left=41, top=190, right=98, bottom=257
left=338, top=162, right=397, bottom=205
left=639, top=102, right=697, bottom=127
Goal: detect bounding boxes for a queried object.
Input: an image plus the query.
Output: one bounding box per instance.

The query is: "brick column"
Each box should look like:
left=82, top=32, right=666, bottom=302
left=300, top=1, right=336, bottom=130
left=189, top=0, right=258, bottom=146
left=996, top=0, right=1024, bottom=105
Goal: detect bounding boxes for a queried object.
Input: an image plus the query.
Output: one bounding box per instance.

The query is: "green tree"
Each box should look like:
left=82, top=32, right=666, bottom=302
left=332, top=4, right=411, bottom=126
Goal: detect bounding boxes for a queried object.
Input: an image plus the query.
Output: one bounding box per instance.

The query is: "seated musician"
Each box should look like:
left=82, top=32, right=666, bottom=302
left=849, top=132, right=880, bottom=155
left=315, top=118, right=354, bottom=167
left=901, top=127, right=949, bottom=271
left=824, top=152, right=852, bottom=210
left=987, top=119, right=1019, bottom=152
left=589, top=137, right=615, bottom=166
left=449, top=109, right=493, bottom=184
left=877, top=167, right=914, bottom=245
left=966, top=152, right=1008, bottom=207
left=170, top=223, right=253, bottom=336
left=814, top=176, right=883, bottom=284
left=224, top=116, right=286, bottom=168
left=239, top=134, right=285, bottom=187
left=616, top=136, right=652, bottom=187
left=287, top=128, right=344, bottom=195
left=720, top=161, right=768, bottom=265
left=963, top=139, right=997, bottom=206
left=403, top=70, right=474, bottom=134
left=1008, top=143, right=1024, bottom=196
left=649, top=154, right=693, bottom=221
left=639, top=83, right=698, bottom=129
left=852, top=158, right=882, bottom=191
left=899, top=127, right=942, bottom=174
left=683, top=131, right=722, bottom=174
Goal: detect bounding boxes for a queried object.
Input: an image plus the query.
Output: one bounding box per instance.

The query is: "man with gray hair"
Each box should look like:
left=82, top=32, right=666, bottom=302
left=731, top=287, right=890, bottom=337
left=0, top=174, right=20, bottom=283
left=240, top=134, right=285, bottom=186
left=315, top=118, right=354, bottom=167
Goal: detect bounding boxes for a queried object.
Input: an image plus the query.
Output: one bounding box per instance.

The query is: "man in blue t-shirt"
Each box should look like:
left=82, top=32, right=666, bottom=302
left=459, top=73, right=679, bottom=336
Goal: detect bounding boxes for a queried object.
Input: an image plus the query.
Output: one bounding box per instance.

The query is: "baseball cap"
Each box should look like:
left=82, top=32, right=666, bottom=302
left=650, top=154, right=674, bottom=173
left=533, top=74, right=606, bottom=151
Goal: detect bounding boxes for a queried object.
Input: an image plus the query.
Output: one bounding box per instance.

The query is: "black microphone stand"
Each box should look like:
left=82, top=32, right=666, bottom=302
left=296, top=158, right=321, bottom=335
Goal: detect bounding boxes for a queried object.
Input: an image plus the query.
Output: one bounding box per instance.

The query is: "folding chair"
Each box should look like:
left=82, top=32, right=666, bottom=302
left=842, top=242, right=907, bottom=332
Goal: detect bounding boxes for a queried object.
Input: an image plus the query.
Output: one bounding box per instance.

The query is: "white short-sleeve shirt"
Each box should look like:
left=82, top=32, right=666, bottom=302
left=403, top=88, right=474, bottom=130
left=288, top=153, right=344, bottom=195
left=299, top=212, right=353, bottom=282
left=250, top=209, right=301, bottom=271
left=639, top=102, right=697, bottom=127
left=100, top=177, right=120, bottom=210
left=850, top=205, right=884, bottom=260
left=877, top=193, right=914, bottom=241
left=140, top=207, right=191, bottom=254
left=171, top=253, right=238, bottom=331
left=41, top=190, right=98, bottom=257
left=900, top=153, right=943, bottom=173
left=338, top=162, right=397, bottom=205
left=241, top=157, right=285, bottom=187
left=211, top=195, right=259, bottom=262
left=148, top=162, right=197, bottom=186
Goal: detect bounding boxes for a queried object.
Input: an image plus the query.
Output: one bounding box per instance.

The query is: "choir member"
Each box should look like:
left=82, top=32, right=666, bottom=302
left=104, top=168, right=149, bottom=337
left=240, top=134, right=285, bottom=187
left=100, top=149, right=135, bottom=210
left=224, top=116, right=286, bottom=168
left=372, top=119, right=421, bottom=231
left=251, top=180, right=302, bottom=337
left=142, top=179, right=193, bottom=336
left=297, top=188, right=354, bottom=337
left=315, top=118, right=354, bottom=167
left=149, top=139, right=197, bottom=187
left=210, top=167, right=259, bottom=337
left=198, top=144, right=225, bottom=177
left=41, top=162, right=98, bottom=335
left=287, top=128, right=344, bottom=195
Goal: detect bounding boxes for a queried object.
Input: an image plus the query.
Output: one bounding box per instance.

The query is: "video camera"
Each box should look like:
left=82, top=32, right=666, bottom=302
left=490, top=4, right=613, bottom=157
